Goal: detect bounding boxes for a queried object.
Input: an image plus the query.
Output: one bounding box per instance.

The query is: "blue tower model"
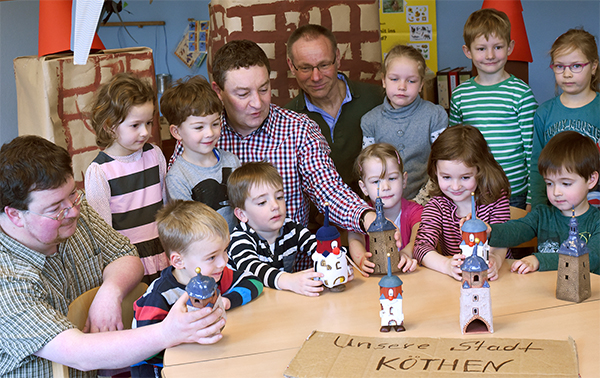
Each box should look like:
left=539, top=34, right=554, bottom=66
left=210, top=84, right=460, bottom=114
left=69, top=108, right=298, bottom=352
left=556, top=209, right=591, bottom=303
left=367, top=187, right=399, bottom=274
left=459, top=193, right=490, bottom=262
left=185, top=267, right=220, bottom=310
left=378, top=253, right=405, bottom=332
left=460, top=244, right=493, bottom=334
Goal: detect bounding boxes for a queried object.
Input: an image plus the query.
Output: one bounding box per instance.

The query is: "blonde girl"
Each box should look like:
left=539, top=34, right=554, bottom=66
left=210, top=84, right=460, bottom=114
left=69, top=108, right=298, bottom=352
left=529, top=28, right=600, bottom=209
left=413, top=125, right=510, bottom=280
left=348, top=143, right=422, bottom=276
left=85, top=73, right=168, bottom=284
left=361, top=44, right=447, bottom=202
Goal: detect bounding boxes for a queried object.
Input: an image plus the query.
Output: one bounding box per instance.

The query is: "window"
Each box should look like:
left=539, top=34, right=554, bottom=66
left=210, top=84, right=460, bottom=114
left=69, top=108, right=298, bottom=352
left=565, top=275, right=569, bottom=280
left=473, top=295, right=479, bottom=302
left=565, top=262, right=569, bottom=267
left=473, top=274, right=479, bottom=282
left=473, top=308, right=478, bottom=315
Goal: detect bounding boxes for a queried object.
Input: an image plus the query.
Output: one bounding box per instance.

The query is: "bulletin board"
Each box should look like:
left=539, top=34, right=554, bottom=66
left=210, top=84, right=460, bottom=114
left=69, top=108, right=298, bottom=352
left=380, top=0, right=438, bottom=72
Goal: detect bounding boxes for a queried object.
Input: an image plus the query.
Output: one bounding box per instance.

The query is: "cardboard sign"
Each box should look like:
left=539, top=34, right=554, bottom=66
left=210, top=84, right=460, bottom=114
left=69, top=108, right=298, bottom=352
left=284, top=331, right=579, bottom=377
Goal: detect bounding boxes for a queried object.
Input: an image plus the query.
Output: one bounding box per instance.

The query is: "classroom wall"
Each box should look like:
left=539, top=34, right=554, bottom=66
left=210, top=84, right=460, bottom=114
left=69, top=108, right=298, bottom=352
left=1, top=0, right=599, bottom=146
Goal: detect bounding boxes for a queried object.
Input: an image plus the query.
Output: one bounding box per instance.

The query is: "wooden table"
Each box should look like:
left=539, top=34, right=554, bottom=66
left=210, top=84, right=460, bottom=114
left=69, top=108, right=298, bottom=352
left=163, top=263, right=600, bottom=377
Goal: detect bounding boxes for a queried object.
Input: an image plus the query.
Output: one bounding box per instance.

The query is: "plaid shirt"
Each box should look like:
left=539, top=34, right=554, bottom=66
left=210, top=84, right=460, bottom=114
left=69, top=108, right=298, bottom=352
left=0, top=200, right=138, bottom=378
left=169, top=104, right=370, bottom=233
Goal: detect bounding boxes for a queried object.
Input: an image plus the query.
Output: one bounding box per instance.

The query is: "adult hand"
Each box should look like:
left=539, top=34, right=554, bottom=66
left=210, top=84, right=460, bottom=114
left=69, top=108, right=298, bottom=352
left=161, top=293, right=225, bottom=347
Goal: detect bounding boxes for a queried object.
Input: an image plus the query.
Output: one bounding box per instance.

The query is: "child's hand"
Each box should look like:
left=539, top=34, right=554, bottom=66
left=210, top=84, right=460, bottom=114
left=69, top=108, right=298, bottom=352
left=347, top=231, right=375, bottom=277
left=278, top=269, right=324, bottom=297
left=511, top=255, right=539, bottom=274
left=487, top=254, right=501, bottom=281
left=220, top=296, right=231, bottom=311
left=398, top=252, right=418, bottom=273
left=356, top=252, right=376, bottom=276
left=347, top=265, right=355, bottom=283
left=447, top=254, right=466, bottom=280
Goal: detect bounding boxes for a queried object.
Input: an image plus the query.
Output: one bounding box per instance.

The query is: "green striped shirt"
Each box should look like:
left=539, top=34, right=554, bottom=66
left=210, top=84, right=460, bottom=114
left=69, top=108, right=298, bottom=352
left=449, top=75, right=538, bottom=196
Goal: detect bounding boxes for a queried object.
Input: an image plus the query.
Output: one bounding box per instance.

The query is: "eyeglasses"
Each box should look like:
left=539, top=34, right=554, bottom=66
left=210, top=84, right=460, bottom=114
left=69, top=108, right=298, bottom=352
left=549, top=62, right=590, bottom=74
left=291, top=56, right=337, bottom=75
left=27, top=190, right=84, bottom=221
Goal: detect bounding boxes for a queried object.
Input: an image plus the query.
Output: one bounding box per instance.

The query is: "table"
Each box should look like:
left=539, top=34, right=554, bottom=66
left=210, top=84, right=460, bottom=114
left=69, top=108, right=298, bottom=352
left=163, top=262, right=600, bottom=377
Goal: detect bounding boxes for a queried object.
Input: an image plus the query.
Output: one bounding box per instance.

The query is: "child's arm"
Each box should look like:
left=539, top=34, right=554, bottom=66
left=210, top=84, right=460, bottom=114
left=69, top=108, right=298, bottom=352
left=228, top=230, right=284, bottom=289
left=276, top=269, right=324, bottom=297
left=527, top=111, right=548, bottom=209
left=84, top=163, right=113, bottom=225
left=487, top=247, right=508, bottom=280
left=421, top=252, right=464, bottom=280
left=220, top=267, right=263, bottom=309
left=347, top=231, right=375, bottom=276
left=398, top=222, right=419, bottom=273
left=448, top=90, right=463, bottom=126
left=516, top=87, right=537, bottom=203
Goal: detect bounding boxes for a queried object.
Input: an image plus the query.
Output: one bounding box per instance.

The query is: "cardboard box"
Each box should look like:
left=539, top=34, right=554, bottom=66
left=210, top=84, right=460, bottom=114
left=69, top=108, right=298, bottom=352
left=284, top=331, right=579, bottom=378
left=14, top=47, right=161, bottom=187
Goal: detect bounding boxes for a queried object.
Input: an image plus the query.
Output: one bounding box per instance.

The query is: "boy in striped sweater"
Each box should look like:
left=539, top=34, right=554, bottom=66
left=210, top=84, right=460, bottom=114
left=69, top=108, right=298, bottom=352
left=450, top=8, right=538, bottom=209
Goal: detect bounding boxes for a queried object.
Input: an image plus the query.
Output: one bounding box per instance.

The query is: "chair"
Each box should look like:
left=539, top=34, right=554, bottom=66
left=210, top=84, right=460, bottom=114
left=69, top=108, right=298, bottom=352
left=52, top=282, right=148, bottom=378
left=509, top=206, right=538, bottom=259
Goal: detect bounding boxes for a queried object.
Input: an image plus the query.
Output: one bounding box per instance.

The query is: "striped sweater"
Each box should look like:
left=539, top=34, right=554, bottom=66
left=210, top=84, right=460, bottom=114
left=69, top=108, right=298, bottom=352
left=449, top=75, right=538, bottom=196
left=413, top=195, right=510, bottom=263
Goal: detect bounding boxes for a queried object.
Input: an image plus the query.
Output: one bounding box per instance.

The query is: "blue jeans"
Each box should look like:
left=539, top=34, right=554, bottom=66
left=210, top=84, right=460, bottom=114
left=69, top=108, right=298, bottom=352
left=509, top=192, right=527, bottom=209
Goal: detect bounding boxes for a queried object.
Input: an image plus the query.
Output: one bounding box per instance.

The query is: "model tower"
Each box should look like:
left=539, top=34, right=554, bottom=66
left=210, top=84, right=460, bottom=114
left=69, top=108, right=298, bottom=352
left=459, top=193, right=490, bottom=262
left=556, top=209, right=591, bottom=303
left=379, top=253, right=405, bottom=332
left=312, top=203, right=349, bottom=292
left=460, top=245, right=493, bottom=334
left=186, top=267, right=220, bottom=311
left=367, top=187, right=399, bottom=274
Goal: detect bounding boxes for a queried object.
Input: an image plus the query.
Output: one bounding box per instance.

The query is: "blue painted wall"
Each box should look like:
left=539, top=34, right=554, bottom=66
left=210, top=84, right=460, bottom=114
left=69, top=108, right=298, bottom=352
left=1, top=0, right=599, bottom=146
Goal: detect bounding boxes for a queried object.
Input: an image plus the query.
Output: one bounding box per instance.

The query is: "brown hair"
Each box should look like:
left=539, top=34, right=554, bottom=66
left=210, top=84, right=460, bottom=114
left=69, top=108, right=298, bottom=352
left=538, top=131, right=600, bottom=181
left=382, top=44, right=426, bottom=80
left=354, top=143, right=404, bottom=182
left=550, top=28, right=600, bottom=93
left=156, top=200, right=229, bottom=258
left=212, top=40, right=271, bottom=90
left=463, top=8, right=511, bottom=48
left=0, top=135, right=73, bottom=211
left=286, top=24, right=337, bottom=61
left=90, top=73, right=156, bottom=148
left=427, top=124, right=510, bottom=205
left=160, top=75, right=222, bottom=127
left=227, top=161, right=283, bottom=210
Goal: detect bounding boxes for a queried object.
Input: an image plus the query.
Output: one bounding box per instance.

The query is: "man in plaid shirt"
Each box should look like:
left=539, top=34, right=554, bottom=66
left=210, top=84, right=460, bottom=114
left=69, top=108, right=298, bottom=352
left=168, top=41, right=377, bottom=260
left=0, top=136, right=226, bottom=377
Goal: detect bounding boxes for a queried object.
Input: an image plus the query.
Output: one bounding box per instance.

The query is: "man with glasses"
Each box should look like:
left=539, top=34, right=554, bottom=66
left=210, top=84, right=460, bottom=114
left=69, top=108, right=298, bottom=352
left=285, top=24, right=384, bottom=194
left=0, top=136, right=225, bottom=377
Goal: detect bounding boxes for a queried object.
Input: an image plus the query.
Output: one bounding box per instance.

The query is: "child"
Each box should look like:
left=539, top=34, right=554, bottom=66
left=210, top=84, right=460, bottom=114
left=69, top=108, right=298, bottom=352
left=131, top=200, right=263, bottom=377
left=413, top=124, right=510, bottom=281
left=348, top=143, right=422, bottom=275
left=361, top=44, right=447, bottom=201
left=160, top=75, right=241, bottom=232
left=227, top=162, right=325, bottom=296
left=85, top=72, right=168, bottom=284
left=490, top=131, right=600, bottom=275
left=528, top=28, right=600, bottom=210
left=450, top=8, right=538, bottom=209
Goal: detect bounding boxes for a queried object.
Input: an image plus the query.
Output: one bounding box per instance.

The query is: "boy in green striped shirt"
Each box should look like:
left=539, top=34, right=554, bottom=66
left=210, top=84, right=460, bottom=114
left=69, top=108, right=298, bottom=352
left=450, top=8, right=538, bottom=209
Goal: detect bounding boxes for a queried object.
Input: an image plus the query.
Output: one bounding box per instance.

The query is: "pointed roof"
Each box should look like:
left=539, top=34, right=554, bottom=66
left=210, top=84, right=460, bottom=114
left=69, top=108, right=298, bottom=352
left=186, top=267, right=217, bottom=300
left=558, top=209, right=589, bottom=257
left=379, top=254, right=403, bottom=288
left=461, top=245, right=489, bottom=272
left=461, top=193, right=487, bottom=234
left=367, top=187, right=396, bottom=233
left=316, top=202, right=340, bottom=241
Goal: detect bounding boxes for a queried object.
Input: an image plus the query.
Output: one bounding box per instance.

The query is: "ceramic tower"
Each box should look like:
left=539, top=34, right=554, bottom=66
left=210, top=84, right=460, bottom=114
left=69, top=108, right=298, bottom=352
left=459, top=193, right=490, bottom=262
left=367, top=188, right=399, bottom=274
left=556, top=210, right=591, bottom=303
left=379, top=253, right=405, bottom=332
left=460, top=245, right=493, bottom=334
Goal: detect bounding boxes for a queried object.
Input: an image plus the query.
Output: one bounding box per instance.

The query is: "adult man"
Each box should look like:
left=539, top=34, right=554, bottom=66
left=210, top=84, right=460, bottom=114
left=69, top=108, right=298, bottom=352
left=0, top=136, right=225, bottom=377
left=206, top=40, right=376, bottom=242
left=285, top=24, right=384, bottom=192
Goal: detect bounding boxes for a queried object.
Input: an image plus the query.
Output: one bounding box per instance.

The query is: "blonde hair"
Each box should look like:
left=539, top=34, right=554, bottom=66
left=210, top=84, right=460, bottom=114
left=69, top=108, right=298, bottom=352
left=382, top=44, right=426, bottom=81
left=550, top=28, right=600, bottom=93
left=90, top=73, right=156, bottom=148
left=227, top=162, right=283, bottom=210
left=156, top=200, right=229, bottom=258
left=427, top=124, right=510, bottom=205
left=463, top=8, right=511, bottom=48
left=354, top=143, right=404, bottom=183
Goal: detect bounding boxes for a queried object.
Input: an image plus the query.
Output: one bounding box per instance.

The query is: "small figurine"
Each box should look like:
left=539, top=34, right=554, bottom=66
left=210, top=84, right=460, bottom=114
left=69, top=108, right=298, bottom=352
left=379, top=253, right=405, bottom=332
left=556, top=208, right=591, bottom=303
left=459, top=245, right=493, bottom=334
left=312, top=203, right=350, bottom=292
left=367, top=187, right=399, bottom=274
left=185, top=267, right=220, bottom=311
left=459, top=192, right=490, bottom=263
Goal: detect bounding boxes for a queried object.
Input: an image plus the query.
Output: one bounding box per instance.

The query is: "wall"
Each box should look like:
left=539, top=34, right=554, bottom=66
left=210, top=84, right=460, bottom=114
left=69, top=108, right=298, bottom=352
left=1, top=0, right=599, bottom=146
